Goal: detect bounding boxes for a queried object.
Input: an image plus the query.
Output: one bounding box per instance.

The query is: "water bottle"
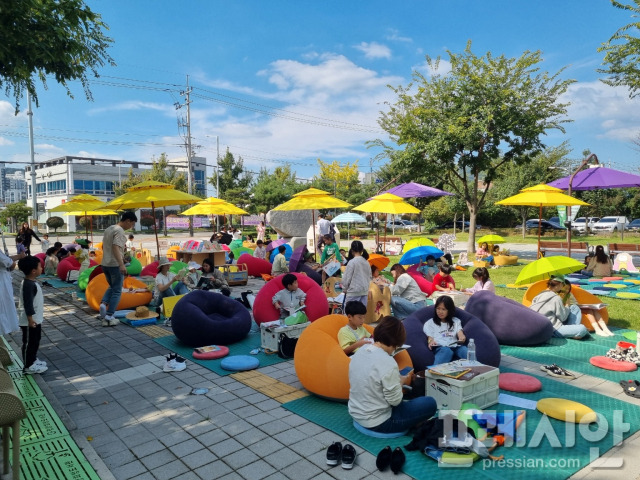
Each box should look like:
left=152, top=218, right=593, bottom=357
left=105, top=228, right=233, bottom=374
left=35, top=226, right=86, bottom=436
left=467, top=338, right=477, bottom=363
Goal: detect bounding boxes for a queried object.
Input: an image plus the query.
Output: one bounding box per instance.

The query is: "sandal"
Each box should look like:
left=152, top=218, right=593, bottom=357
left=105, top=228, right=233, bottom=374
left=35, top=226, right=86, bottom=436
left=620, top=380, right=640, bottom=398
left=541, top=363, right=575, bottom=378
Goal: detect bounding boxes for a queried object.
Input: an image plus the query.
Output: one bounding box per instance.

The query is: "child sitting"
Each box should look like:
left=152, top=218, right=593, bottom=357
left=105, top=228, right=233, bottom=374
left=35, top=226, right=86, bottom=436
left=253, top=239, right=267, bottom=260
left=417, top=255, right=439, bottom=282
left=272, top=273, right=306, bottom=319
left=476, top=242, right=490, bottom=260
left=153, top=257, right=189, bottom=308
left=183, top=261, right=202, bottom=290
left=424, top=296, right=467, bottom=365
left=226, top=251, right=235, bottom=265
left=16, top=236, right=26, bottom=256
left=371, top=265, right=390, bottom=288
left=44, top=247, right=59, bottom=276
left=74, top=239, right=91, bottom=274
left=271, top=245, right=289, bottom=276
left=461, top=267, right=495, bottom=295
left=433, top=264, right=455, bottom=292
left=338, top=301, right=372, bottom=355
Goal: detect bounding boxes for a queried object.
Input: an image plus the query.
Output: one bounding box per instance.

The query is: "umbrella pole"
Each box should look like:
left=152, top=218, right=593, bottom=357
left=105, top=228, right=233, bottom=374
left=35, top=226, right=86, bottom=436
left=384, top=214, right=388, bottom=255
left=312, top=210, right=316, bottom=252
left=537, top=205, right=542, bottom=259
left=85, top=210, right=88, bottom=239
left=152, top=202, right=160, bottom=261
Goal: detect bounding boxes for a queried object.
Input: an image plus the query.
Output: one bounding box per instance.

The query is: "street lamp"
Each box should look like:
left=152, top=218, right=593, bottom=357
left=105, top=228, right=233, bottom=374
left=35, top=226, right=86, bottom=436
left=566, top=154, right=599, bottom=257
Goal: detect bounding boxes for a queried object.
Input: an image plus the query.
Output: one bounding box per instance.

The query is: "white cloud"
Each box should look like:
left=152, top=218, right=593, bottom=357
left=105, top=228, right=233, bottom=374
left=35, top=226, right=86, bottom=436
left=385, top=29, right=412, bottom=43
left=88, top=101, right=172, bottom=115
left=0, top=137, right=14, bottom=146
left=354, top=42, right=392, bottom=60
left=414, top=58, right=452, bottom=77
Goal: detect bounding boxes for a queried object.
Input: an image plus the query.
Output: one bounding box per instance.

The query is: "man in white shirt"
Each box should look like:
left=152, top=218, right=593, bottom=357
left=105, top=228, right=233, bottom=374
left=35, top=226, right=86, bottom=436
left=316, top=214, right=331, bottom=253
left=99, top=211, right=137, bottom=326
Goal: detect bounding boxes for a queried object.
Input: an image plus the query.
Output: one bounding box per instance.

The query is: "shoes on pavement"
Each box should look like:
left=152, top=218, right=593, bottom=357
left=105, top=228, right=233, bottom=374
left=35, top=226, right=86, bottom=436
left=326, top=441, right=342, bottom=466
left=341, top=444, right=356, bottom=469
left=99, top=303, right=107, bottom=319
left=101, top=316, right=119, bottom=327
left=390, top=447, right=406, bottom=474
left=376, top=446, right=392, bottom=471
left=540, top=363, right=575, bottom=378
left=24, top=363, right=48, bottom=374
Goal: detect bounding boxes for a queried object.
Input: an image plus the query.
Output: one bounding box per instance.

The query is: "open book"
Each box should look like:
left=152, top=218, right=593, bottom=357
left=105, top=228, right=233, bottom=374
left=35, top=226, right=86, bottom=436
left=194, top=345, right=222, bottom=354
left=577, top=303, right=608, bottom=310
left=428, top=366, right=472, bottom=379
left=285, top=304, right=306, bottom=315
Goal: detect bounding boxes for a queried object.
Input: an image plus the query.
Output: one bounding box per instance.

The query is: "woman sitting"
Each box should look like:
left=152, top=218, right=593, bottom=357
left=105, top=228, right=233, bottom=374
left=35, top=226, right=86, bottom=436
left=153, top=257, right=189, bottom=306
left=348, top=316, right=437, bottom=434
left=581, top=245, right=612, bottom=277
left=199, top=258, right=229, bottom=290
left=529, top=276, right=596, bottom=339
left=389, top=264, right=426, bottom=319
left=461, top=267, right=495, bottom=295
left=424, top=296, right=467, bottom=365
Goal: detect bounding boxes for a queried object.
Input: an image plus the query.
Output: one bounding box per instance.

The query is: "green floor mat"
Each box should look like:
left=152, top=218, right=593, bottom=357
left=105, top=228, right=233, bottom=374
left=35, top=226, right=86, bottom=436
left=154, top=333, right=290, bottom=376
left=500, top=328, right=639, bottom=383
left=9, top=371, right=43, bottom=400
left=283, top=369, right=640, bottom=480
left=17, top=436, right=101, bottom=480
left=18, top=397, right=70, bottom=444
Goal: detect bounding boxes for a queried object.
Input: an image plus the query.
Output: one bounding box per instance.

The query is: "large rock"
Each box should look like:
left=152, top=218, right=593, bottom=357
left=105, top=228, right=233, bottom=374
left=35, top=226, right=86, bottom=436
left=267, top=209, right=319, bottom=238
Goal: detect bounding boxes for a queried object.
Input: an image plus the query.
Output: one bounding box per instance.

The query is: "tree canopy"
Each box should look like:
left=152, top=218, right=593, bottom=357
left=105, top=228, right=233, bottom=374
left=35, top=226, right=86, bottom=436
left=251, top=165, right=299, bottom=214
left=0, top=0, right=115, bottom=111
left=209, top=148, right=253, bottom=208
left=0, top=201, right=32, bottom=226
left=377, top=41, right=575, bottom=252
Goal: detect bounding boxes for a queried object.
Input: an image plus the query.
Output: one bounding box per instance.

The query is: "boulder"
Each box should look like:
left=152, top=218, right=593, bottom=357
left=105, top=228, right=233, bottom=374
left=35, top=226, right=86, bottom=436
left=267, top=209, right=319, bottom=238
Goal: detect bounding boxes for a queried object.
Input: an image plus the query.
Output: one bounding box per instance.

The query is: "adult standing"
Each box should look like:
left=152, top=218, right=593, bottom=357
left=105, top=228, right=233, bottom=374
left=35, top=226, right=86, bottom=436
left=0, top=250, right=24, bottom=335
left=99, top=211, right=137, bottom=327
left=18, top=222, right=40, bottom=255
left=256, top=221, right=266, bottom=242
left=316, top=213, right=331, bottom=253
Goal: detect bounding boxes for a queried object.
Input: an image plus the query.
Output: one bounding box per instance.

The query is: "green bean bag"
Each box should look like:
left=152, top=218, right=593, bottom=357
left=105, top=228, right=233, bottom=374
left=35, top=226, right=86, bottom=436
left=78, top=266, right=98, bottom=291
left=126, top=257, right=142, bottom=275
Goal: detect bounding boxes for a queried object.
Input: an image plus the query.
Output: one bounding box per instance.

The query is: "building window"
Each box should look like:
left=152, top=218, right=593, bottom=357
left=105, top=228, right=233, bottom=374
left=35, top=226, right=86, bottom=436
left=36, top=183, right=46, bottom=194
left=47, top=180, right=66, bottom=194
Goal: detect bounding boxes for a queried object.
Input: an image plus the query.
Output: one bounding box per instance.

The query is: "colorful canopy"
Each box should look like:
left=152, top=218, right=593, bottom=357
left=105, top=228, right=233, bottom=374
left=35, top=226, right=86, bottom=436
left=382, top=182, right=453, bottom=198
left=548, top=166, right=640, bottom=191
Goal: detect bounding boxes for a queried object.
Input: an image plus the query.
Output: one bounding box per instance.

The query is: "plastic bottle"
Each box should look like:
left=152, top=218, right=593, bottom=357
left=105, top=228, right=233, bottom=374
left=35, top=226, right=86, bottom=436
left=467, top=338, right=477, bottom=363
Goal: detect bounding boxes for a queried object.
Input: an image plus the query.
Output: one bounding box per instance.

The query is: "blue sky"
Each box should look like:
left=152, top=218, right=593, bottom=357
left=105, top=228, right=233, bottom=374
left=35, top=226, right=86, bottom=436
left=1, top=1, right=639, bottom=195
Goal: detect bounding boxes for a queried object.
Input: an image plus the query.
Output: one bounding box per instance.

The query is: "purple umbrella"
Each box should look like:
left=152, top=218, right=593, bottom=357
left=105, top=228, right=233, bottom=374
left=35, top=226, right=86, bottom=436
left=265, top=238, right=288, bottom=252
left=548, top=166, right=640, bottom=190
left=383, top=182, right=453, bottom=198
left=289, top=244, right=308, bottom=272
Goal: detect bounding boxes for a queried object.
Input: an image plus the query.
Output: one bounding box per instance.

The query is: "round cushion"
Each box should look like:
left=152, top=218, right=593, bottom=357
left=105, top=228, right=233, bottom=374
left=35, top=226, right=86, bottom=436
left=404, top=305, right=501, bottom=369
left=34, top=252, right=46, bottom=269
left=294, top=314, right=412, bottom=401
left=623, top=331, right=638, bottom=341
left=466, top=291, right=553, bottom=346
left=253, top=272, right=328, bottom=326
left=615, top=292, right=640, bottom=299
left=113, top=310, right=134, bottom=318
left=220, top=355, right=259, bottom=371
left=523, top=280, right=609, bottom=332
left=172, top=290, right=252, bottom=346
left=536, top=398, right=597, bottom=423
left=193, top=345, right=230, bottom=360
left=407, top=271, right=435, bottom=296
left=603, top=276, right=623, bottom=281
left=589, top=355, right=638, bottom=372
left=602, top=283, right=626, bottom=289
left=126, top=257, right=142, bottom=275
left=85, top=274, right=152, bottom=311
left=590, top=289, right=612, bottom=295
left=499, top=373, right=542, bottom=393
left=140, top=259, right=182, bottom=278
left=56, top=256, right=97, bottom=281
left=78, top=266, right=98, bottom=291
left=352, top=421, right=407, bottom=438
left=587, top=279, right=606, bottom=283
left=270, top=243, right=293, bottom=263
left=237, top=253, right=272, bottom=277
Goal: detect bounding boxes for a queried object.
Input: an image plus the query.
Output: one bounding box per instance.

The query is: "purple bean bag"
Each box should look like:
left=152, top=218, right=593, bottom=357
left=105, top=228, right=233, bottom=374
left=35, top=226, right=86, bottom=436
left=404, top=305, right=501, bottom=370
left=299, top=263, right=322, bottom=285
left=172, top=290, right=252, bottom=347
left=465, top=291, right=554, bottom=346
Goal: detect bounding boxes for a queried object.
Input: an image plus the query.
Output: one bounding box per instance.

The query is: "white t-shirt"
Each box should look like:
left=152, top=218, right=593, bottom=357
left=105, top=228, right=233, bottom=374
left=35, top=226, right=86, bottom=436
left=423, top=317, right=463, bottom=347
left=317, top=218, right=331, bottom=236
left=102, top=224, right=127, bottom=267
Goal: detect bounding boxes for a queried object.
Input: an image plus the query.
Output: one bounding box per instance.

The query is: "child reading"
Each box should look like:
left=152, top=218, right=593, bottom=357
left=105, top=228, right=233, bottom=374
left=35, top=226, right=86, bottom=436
left=424, top=296, right=467, bottom=365
left=272, top=273, right=306, bottom=319
left=338, top=301, right=372, bottom=355
left=461, top=267, right=495, bottom=295
left=271, top=245, right=289, bottom=276
left=433, top=264, right=455, bottom=292
left=18, top=255, right=47, bottom=374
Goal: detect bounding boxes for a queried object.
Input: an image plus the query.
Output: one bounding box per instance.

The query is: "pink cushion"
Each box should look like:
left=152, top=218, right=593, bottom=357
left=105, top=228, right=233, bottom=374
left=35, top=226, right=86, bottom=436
left=590, top=355, right=638, bottom=372
left=603, top=276, right=623, bottom=281
left=237, top=253, right=272, bottom=277
left=499, top=373, right=542, bottom=393
left=192, top=345, right=229, bottom=360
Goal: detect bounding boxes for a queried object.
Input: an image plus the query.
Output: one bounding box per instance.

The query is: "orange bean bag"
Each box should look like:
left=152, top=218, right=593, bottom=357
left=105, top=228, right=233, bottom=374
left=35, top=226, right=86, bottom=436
left=85, top=274, right=152, bottom=312
left=89, top=249, right=103, bottom=265
left=56, top=256, right=97, bottom=281
left=237, top=253, right=274, bottom=278
left=294, top=314, right=413, bottom=401
left=522, top=280, right=609, bottom=332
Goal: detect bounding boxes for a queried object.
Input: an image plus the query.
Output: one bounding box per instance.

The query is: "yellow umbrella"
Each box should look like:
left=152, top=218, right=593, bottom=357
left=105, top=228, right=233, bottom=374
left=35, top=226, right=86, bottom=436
left=63, top=210, right=118, bottom=243
left=496, top=184, right=589, bottom=258
left=181, top=197, right=249, bottom=216
left=402, top=237, right=436, bottom=254
left=101, top=180, right=202, bottom=258
left=353, top=193, right=420, bottom=253
left=49, top=194, right=112, bottom=239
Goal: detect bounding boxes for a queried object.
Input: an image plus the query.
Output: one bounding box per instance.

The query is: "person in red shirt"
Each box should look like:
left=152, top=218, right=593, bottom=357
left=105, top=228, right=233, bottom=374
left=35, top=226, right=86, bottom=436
left=433, top=264, right=455, bottom=292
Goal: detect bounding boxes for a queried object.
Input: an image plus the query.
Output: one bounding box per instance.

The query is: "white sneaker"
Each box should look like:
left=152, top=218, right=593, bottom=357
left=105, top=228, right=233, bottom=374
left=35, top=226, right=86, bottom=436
left=102, top=316, right=119, bottom=327
left=99, top=303, right=107, bottom=319
left=34, top=358, right=47, bottom=367
left=163, top=359, right=186, bottom=372
left=24, top=363, right=48, bottom=374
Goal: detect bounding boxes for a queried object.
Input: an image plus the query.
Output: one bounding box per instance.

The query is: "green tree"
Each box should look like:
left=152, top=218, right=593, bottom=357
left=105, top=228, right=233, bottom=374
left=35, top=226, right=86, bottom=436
left=46, top=216, right=65, bottom=233
left=251, top=165, right=300, bottom=214
left=0, top=0, right=115, bottom=111
left=377, top=41, right=574, bottom=252
left=209, top=148, right=253, bottom=207
left=312, top=159, right=361, bottom=201
left=0, top=201, right=33, bottom=229
left=598, top=0, right=640, bottom=97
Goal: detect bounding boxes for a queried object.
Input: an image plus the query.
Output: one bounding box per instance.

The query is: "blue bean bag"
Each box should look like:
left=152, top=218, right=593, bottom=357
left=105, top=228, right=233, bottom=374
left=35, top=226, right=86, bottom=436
left=172, top=290, right=252, bottom=347
left=270, top=243, right=293, bottom=263
left=465, top=291, right=554, bottom=346
left=404, top=305, right=501, bottom=370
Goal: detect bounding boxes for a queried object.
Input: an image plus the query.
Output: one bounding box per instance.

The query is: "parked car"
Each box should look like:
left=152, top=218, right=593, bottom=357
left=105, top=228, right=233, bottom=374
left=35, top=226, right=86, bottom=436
left=591, top=216, right=630, bottom=233
left=518, top=219, right=567, bottom=234
left=386, top=219, right=419, bottom=231
left=625, top=219, right=640, bottom=232
left=572, top=217, right=600, bottom=233
left=548, top=216, right=560, bottom=225
left=438, top=220, right=482, bottom=230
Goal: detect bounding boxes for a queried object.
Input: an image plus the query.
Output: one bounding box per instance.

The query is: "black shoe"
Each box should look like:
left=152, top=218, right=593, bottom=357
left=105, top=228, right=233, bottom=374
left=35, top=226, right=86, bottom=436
left=376, top=445, right=392, bottom=471
left=221, top=287, right=231, bottom=297
left=240, top=291, right=252, bottom=309
left=326, top=441, right=342, bottom=466
left=341, top=444, right=356, bottom=470
left=390, top=447, right=405, bottom=474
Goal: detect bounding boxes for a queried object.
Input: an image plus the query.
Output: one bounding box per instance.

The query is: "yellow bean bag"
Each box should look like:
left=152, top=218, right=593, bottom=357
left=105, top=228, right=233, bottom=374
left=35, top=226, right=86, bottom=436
left=89, top=249, right=103, bottom=265
left=522, top=280, right=609, bottom=332
left=86, top=274, right=152, bottom=312
left=493, top=255, right=518, bottom=266
left=294, top=314, right=412, bottom=401
left=537, top=398, right=597, bottom=423
left=243, top=241, right=257, bottom=249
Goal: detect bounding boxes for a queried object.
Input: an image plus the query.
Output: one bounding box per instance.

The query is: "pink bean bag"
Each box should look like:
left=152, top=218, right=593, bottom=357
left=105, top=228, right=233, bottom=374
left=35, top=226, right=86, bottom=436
left=407, top=271, right=435, bottom=296
left=499, top=373, right=542, bottom=393
left=237, top=253, right=273, bottom=278
left=252, top=272, right=328, bottom=325
left=590, top=356, right=637, bottom=372
left=57, top=256, right=97, bottom=281
left=140, top=259, right=177, bottom=278
left=34, top=252, right=46, bottom=269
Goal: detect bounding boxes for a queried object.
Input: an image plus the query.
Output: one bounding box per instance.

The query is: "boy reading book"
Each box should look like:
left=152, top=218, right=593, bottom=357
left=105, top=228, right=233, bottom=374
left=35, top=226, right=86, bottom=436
left=338, top=301, right=372, bottom=355
left=272, top=273, right=306, bottom=319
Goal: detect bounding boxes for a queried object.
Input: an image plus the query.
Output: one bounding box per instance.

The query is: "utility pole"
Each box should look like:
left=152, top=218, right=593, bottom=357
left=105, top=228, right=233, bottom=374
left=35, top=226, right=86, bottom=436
left=177, top=75, right=194, bottom=236
left=216, top=136, right=220, bottom=231
left=27, top=92, right=37, bottom=229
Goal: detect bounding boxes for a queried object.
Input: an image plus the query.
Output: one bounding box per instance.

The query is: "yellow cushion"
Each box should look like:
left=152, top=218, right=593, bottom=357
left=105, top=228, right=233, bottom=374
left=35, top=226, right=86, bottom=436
left=536, top=398, right=597, bottom=423
left=163, top=294, right=186, bottom=319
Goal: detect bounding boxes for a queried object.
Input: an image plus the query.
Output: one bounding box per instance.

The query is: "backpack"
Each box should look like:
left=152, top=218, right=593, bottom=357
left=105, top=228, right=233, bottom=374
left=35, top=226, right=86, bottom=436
left=278, top=333, right=298, bottom=359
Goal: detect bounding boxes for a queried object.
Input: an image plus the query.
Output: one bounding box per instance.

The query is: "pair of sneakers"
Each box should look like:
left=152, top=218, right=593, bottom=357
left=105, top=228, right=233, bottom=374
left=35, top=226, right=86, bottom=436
left=99, top=304, right=118, bottom=327
left=326, top=441, right=356, bottom=470
left=376, top=446, right=406, bottom=474
left=24, top=358, right=48, bottom=374
left=163, top=353, right=186, bottom=372
left=540, top=363, right=575, bottom=378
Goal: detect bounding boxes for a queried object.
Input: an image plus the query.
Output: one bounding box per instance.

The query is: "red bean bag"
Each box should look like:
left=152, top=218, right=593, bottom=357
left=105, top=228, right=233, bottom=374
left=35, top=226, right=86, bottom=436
left=499, top=373, right=542, bottom=393
left=89, top=265, right=103, bottom=282
left=140, top=259, right=178, bottom=277
left=237, top=253, right=273, bottom=278
left=252, top=272, right=328, bottom=325
left=589, top=356, right=637, bottom=372
left=34, top=252, right=46, bottom=269
left=85, top=274, right=152, bottom=312
left=56, top=256, right=97, bottom=281
left=407, top=271, right=435, bottom=296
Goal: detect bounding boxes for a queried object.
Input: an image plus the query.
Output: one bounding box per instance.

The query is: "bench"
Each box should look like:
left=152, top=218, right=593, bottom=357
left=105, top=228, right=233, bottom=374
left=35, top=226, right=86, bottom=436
left=377, top=236, right=404, bottom=255
left=608, top=243, right=640, bottom=256
left=539, top=241, right=589, bottom=257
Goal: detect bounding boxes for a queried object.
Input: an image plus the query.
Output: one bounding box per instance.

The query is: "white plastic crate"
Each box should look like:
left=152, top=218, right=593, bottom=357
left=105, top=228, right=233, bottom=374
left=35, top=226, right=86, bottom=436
left=425, top=362, right=499, bottom=411
left=260, top=322, right=310, bottom=352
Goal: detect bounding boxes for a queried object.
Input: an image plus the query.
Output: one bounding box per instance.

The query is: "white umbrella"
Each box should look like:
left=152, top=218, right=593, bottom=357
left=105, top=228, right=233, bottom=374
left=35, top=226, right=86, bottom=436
left=331, top=212, right=368, bottom=240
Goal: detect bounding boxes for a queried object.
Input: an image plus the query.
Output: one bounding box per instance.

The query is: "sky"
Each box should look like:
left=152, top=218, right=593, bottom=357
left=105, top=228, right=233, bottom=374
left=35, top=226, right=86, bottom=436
left=1, top=1, right=639, bottom=196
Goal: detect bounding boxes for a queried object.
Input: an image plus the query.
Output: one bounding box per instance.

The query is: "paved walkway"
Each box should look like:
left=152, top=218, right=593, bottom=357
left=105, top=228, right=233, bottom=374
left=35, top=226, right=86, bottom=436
left=2, top=232, right=640, bottom=479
